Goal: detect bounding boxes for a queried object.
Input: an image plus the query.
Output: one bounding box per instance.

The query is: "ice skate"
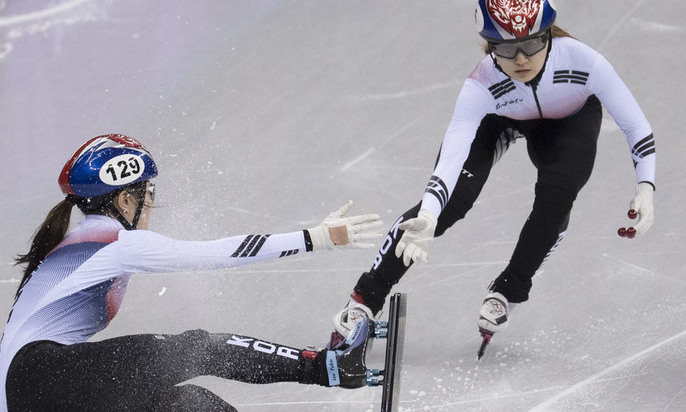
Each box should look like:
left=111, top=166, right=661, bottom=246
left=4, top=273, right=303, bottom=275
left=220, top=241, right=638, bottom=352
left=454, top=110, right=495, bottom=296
left=327, top=317, right=372, bottom=388
left=327, top=297, right=375, bottom=350
left=476, top=292, right=517, bottom=359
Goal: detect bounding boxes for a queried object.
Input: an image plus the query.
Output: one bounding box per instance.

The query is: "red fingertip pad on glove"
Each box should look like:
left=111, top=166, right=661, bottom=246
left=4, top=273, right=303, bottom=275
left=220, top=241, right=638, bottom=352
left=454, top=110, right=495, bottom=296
left=618, top=227, right=636, bottom=239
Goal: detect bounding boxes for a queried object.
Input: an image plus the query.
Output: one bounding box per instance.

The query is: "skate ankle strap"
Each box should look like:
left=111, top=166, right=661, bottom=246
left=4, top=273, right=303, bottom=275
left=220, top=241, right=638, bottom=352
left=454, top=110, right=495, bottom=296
left=325, top=351, right=341, bottom=386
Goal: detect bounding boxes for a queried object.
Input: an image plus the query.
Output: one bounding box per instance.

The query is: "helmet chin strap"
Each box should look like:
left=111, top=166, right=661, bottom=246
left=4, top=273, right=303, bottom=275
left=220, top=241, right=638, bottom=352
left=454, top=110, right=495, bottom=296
left=108, top=193, right=146, bottom=230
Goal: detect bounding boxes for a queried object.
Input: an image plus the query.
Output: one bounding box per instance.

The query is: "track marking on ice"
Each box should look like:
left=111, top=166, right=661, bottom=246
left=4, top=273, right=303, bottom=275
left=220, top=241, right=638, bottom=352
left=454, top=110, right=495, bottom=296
left=0, top=0, right=92, bottom=27
left=528, top=328, right=686, bottom=411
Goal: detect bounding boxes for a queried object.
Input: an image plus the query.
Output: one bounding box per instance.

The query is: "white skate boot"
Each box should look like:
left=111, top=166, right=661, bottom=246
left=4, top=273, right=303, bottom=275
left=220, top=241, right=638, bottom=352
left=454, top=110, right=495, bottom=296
left=476, top=292, right=518, bottom=359
left=477, top=292, right=517, bottom=334
left=327, top=298, right=375, bottom=350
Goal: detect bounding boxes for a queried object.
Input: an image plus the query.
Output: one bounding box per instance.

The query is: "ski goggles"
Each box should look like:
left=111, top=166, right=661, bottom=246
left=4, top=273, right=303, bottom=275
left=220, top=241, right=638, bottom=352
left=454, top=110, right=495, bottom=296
left=489, top=33, right=549, bottom=59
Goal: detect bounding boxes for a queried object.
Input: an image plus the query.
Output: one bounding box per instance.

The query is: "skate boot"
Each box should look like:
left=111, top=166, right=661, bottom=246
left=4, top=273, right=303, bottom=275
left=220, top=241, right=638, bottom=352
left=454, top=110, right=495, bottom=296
left=327, top=294, right=375, bottom=350
left=303, top=317, right=371, bottom=388
left=476, top=292, right=518, bottom=359
left=477, top=292, right=517, bottom=334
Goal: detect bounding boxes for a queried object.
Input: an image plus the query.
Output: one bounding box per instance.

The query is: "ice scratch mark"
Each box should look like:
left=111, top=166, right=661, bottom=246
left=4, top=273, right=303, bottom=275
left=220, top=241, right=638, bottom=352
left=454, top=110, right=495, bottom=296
left=339, top=114, right=424, bottom=172
left=340, top=146, right=375, bottom=172
left=234, top=400, right=384, bottom=407
left=399, top=386, right=561, bottom=411
left=662, top=382, right=686, bottom=412
left=596, top=0, right=648, bottom=52
left=529, top=328, right=686, bottom=411
left=601, top=253, right=652, bottom=274
left=0, top=0, right=93, bottom=27
left=0, top=278, right=20, bottom=283
left=158, top=287, right=167, bottom=296
left=633, top=19, right=685, bottom=34
left=602, top=253, right=686, bottom=286
left=363, top=81, right=460, bottom=101
left=0, top=42, right=11, bottom=59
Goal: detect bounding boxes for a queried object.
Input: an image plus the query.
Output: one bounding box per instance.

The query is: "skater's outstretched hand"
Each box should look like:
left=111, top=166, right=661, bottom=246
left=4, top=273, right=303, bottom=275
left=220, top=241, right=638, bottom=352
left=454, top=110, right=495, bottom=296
left=618, top=182, right=654, bottom=238
left=308, top=201, right=383, bottom=250
left=395, top=209, right=437, bottom=266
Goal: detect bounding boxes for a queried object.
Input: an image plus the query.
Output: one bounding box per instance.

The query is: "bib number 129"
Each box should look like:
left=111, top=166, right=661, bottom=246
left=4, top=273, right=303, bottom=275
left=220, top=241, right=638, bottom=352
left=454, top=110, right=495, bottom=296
left=99, top=154, right=146, bottom=185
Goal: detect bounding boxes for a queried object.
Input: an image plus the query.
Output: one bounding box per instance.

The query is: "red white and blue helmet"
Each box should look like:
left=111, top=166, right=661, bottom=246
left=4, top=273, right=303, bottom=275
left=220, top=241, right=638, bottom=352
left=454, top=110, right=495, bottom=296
left=475, top=0, right=557, bottom=42
left=59, top=134, right=158, bottom=198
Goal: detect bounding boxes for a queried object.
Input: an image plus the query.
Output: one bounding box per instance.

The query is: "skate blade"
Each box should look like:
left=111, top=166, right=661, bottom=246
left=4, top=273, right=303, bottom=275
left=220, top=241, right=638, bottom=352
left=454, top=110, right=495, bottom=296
left=477, top=328, right=493, bottom=360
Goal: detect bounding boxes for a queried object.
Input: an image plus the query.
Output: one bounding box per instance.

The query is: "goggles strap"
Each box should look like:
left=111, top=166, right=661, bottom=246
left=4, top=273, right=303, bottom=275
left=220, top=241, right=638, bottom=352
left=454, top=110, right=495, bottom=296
left=108, top=204, right=135, bottom=231
left=107, top=189, right=146, bottom=231
left=129, top=193, right=147, bottom=230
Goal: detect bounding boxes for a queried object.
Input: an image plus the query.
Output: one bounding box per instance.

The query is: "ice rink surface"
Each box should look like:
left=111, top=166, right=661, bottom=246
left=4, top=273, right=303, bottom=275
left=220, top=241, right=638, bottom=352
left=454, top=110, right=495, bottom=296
left=1, top=1, right=686, bottom=410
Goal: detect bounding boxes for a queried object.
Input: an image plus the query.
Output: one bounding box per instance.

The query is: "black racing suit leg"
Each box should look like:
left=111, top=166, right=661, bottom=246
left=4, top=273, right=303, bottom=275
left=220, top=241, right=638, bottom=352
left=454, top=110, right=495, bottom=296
left=6, top=330, right=317, bottom=411
left=354, top=115, right=519, bottom=314
left=491, top=95, right=602, bottom=303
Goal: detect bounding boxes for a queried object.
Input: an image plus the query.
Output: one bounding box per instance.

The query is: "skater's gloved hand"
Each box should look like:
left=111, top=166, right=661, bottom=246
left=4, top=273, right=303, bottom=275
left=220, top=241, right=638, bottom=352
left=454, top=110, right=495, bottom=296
left=618, top=182, right=654, bottom=238
left=308, top=200, right=383, bottom=251
left=395, top=209, right=437, bottom=266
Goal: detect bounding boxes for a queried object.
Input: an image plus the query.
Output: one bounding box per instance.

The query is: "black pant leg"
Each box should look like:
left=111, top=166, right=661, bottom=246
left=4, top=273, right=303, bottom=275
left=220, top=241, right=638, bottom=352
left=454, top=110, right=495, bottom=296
left=156, top=384, right=238, bottom=412
left=492, top=96, right=603, bottom=302
left=6, top=330, right=307, bottom=411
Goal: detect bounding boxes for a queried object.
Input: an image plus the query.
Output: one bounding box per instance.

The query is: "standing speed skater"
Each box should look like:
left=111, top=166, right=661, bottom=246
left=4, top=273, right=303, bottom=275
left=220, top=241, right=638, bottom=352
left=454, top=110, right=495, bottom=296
left=327, top=0, right=656, bottom=357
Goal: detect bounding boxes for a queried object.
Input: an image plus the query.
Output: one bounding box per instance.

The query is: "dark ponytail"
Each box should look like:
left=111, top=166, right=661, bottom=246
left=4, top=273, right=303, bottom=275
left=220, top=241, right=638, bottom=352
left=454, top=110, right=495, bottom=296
left=14, top=199, right=74, bottom=296
left=14, top=181, right=148, bottom=297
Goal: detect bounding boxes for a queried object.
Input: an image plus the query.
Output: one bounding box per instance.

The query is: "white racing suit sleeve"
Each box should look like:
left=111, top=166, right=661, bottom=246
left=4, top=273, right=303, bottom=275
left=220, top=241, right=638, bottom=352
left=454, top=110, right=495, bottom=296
left=420, top=79, right=492, bottom=217
left=116, top=229, right=307, bottom=274
left=590, top=53, right=655, bottom=185
left=34, top=229, right=308, bottom=308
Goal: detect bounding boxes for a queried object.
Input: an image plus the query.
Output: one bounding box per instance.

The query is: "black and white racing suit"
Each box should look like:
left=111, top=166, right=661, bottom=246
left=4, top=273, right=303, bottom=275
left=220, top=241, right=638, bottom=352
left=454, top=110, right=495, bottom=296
left=355, top=36, right=656, bottom=312
left=1, top=215, right=322, bottom=411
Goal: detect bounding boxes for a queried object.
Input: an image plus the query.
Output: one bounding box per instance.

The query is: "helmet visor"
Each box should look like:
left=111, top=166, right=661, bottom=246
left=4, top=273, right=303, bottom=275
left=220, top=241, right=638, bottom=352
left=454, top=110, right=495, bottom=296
left=489, top=33, right=548, bottom=59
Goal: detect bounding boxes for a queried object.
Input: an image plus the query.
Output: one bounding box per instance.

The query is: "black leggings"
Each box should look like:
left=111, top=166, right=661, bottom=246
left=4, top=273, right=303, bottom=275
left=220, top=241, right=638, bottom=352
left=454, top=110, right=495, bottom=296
left=356, top=95, right=602, bottom=311
left=6, top=330, right=309, bottom=411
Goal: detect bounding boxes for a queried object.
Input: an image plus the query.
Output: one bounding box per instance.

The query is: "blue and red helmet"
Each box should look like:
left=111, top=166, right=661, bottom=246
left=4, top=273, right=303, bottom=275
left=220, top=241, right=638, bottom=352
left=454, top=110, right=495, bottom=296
left=59, top=134, right=158, bottom=198
left=475, top=0, right=557, bottom=42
